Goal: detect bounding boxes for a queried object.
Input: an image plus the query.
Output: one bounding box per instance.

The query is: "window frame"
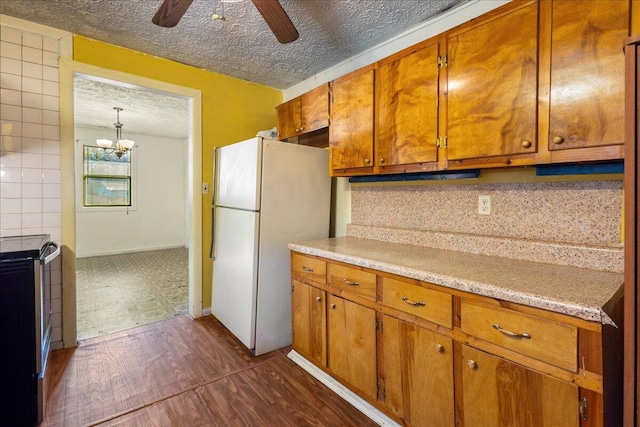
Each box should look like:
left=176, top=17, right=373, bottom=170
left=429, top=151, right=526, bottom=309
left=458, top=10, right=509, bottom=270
left=76, top=141, right=137, bottom=212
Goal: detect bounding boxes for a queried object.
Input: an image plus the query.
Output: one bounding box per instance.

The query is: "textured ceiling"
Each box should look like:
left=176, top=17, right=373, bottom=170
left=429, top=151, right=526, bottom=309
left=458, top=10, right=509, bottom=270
left=73, top=76, right=190, bottom=139
left=0, top=0, right=467, bottom=89
left=3, top=0, right=468, bottom=140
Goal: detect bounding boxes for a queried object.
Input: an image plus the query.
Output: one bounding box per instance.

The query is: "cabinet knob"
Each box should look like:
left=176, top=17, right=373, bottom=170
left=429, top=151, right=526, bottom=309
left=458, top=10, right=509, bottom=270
left=468, top=360, right=478, bottom=370
left=330, top=303, right=336, bottom=309
left=315, top=296, right=322, bottom=302
left=521, top=140, right=532, bottom=149
left=552, top=135, right=565, bottom=145
left=364, top=158, right=371, bottom=164
left=299, top=126, right=305, bottom=131
left=380, top=158, right=385, bottom=164
left=436, top=344, right=444, bottom=353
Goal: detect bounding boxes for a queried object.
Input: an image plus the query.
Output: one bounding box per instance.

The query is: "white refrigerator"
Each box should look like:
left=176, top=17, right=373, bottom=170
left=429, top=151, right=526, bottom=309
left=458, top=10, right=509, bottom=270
left=211, top=137, right=330, bottom=356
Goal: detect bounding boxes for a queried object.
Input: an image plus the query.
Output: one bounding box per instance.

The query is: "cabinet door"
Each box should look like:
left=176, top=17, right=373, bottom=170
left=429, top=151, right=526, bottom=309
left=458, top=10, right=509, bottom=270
left=300, top=84, right=329, bottom=134
left=327, top=294, right=377, bottom=400
left=329, top=69, right=375, bottom=175
left=291, top=280, right=326, bottom=367
left=460, top=345, right=579, bottom=427
left=382, top=315, right=454, bottom=427
left=377, top=41, right=439, bottom=169
left=276, top=97, right=301, bottom=140
left=447, top=2, right=538, bottom=161
left=548, top=0, right=628, bottom=152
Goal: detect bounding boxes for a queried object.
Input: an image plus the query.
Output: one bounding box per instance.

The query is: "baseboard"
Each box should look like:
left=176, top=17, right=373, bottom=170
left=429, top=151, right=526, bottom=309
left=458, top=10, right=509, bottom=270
left=77, top=244, right=187, bottom=258
left=287, top=350, right=400, bottom=427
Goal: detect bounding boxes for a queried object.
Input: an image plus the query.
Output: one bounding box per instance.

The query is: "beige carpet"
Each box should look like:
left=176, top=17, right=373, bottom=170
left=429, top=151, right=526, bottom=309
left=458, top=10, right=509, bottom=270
left=76, top=247, right=189, bottom=341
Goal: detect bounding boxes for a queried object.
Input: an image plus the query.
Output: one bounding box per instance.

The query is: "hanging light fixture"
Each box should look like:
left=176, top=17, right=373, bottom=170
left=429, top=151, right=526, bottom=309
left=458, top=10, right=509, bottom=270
left=96, top=107, right=135, bottom=158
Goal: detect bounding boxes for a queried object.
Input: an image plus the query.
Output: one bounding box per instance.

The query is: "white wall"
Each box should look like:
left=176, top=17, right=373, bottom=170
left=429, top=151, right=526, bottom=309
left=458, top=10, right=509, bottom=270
left=75, top=126, right=187, bottom=257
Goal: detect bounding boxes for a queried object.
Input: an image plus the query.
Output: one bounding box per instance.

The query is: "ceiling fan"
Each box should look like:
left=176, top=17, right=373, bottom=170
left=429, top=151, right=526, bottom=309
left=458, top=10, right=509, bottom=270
left=152, top=0, right=299, bottom=44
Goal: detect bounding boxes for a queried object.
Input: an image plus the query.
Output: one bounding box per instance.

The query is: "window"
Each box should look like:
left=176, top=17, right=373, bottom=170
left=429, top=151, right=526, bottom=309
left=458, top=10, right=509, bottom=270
left=83, top=146, right=132, bottom=207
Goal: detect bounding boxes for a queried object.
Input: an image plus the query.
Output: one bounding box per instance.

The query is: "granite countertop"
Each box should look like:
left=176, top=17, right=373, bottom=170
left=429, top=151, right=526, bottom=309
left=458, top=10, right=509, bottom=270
left=288, top=237, right=624, bottom=326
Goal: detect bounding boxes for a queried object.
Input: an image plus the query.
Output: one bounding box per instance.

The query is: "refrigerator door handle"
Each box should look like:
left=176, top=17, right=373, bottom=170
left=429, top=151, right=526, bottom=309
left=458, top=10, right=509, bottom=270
left=210, top=146, right=219, bottom=260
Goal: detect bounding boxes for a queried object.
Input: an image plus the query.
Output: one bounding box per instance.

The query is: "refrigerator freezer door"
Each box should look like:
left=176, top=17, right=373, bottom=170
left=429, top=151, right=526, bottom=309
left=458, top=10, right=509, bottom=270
left=211, top=207, right=260, bottom=350
left=216, top=137, right=262, bottom=211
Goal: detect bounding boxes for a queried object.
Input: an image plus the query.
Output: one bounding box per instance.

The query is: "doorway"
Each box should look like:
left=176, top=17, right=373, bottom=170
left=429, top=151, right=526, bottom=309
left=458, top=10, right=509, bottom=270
left=59, top=59, right=203, bottom=346
left=73, top=74, right=191, bottom=340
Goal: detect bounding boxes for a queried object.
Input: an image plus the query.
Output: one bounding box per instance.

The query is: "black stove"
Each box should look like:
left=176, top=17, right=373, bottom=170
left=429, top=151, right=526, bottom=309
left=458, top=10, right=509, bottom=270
left=0, top=234, right=59, bottom=425
left=0, top=234, right=50, bottom=261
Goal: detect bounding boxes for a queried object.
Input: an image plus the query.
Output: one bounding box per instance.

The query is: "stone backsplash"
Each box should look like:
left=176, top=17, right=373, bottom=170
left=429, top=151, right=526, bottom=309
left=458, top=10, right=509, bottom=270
left=347, top=180, right=623, bottom=272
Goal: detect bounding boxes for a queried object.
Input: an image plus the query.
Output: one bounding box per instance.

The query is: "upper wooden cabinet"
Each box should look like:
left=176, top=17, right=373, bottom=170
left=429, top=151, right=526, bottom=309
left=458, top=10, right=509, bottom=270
left=326, top=0, right=633, bottom=177
left=329, top=67, right=375, bottom=176
left=376, top=39, right=441, bottom=173
left=276, top=84, right=329, bottom=140
left=545, top=0, right=629, bottom=162
left=446, top=1, right=538, bottom=164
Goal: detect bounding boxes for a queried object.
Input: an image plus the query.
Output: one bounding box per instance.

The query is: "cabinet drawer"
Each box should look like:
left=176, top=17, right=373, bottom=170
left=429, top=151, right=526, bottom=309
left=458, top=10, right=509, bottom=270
left=381, top=277, right=452, bottom=328
left=327, top=263, right=376, bottom=301
left=460, top=299, right=577, bottom=372
left=291, top=253, right=326, bottom=285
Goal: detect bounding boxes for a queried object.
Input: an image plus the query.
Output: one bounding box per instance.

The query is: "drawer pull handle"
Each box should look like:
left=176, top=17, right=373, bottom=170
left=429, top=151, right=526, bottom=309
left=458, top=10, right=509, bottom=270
left=302, top=266, right=314, bottom=272
left=492, top=323, right=531, bottom=339
left=402, top=296, right=426, bottom=307
left=343, top=278, right=360, bottom=286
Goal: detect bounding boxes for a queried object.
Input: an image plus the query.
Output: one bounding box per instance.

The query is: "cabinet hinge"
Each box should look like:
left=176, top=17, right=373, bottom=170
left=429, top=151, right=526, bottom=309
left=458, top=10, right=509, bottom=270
left=438, top=54, right=448, bottom=68
left=579, top=397, right=588, bottom=420
left=330, top=91, right=334, bottom=104
left=437, top=136, right=448, bottom=148
left=376, top=318, right=383, bottom=332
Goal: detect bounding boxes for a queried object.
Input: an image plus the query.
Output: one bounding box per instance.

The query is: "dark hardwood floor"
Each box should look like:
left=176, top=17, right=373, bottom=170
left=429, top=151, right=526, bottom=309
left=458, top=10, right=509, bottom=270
left=43, top=315, right=376, bottom=426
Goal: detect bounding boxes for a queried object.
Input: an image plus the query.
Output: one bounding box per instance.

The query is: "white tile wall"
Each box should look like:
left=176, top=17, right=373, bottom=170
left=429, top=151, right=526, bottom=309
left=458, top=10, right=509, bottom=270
left=0, top=24, right=63, bottom=347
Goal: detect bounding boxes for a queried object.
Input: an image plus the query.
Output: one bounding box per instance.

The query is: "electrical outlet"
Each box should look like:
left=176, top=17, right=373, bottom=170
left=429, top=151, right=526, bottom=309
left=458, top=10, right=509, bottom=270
left=478, top=195, right=491, bottom=215
left=202, top=182, right=209, bottom=195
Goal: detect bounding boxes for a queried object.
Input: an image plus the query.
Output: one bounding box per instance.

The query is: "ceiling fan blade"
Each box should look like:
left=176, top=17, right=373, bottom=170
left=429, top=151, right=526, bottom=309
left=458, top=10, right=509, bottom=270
left=152, top=0, right=194, bottom=27
left=251, top=0, right=299, bottom=44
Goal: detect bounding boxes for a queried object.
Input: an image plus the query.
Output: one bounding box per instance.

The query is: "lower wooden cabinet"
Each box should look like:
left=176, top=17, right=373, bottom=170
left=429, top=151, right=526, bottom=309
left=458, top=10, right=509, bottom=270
left=290, top=253, right=620, bottom=426
left=327, top=294, right=378, bottom=401
left=291, top=279, right=327, bottom=367
left=460, top=345, right=579, bottom=427
left=381, top=315, right=454, bottom=427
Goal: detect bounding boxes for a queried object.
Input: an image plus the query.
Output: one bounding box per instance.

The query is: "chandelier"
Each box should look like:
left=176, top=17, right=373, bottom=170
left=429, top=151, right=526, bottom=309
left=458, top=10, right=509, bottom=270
left=96, top=107, right=135, bottom=158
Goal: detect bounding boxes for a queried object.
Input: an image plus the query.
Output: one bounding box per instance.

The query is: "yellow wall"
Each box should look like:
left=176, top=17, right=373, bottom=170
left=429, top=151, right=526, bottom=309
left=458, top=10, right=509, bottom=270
left=73, top=35, right=283, bottom=308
